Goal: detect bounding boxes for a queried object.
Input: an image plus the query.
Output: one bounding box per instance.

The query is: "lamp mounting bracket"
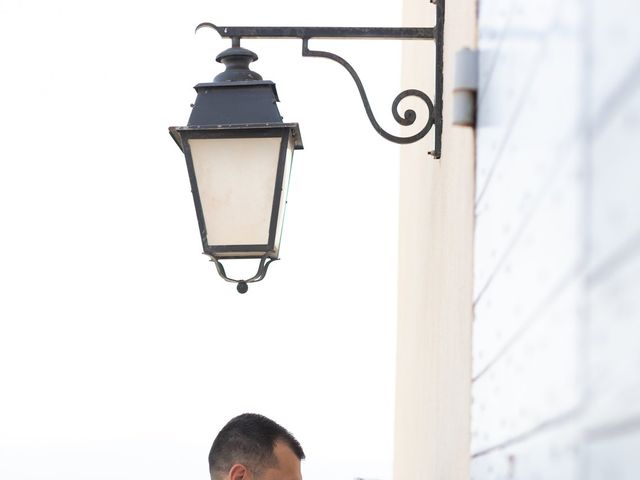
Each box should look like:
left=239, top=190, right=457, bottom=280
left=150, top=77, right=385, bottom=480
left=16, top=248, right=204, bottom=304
left=195, top=0, right=445, bottom=157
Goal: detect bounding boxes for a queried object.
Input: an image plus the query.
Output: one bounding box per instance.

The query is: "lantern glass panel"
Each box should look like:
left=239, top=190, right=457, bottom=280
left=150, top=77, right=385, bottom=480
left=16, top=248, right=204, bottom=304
left=188, top=136, right=282, bottom=247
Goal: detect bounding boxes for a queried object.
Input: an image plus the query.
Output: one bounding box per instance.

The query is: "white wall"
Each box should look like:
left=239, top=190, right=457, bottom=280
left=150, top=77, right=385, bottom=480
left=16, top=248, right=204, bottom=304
left=472, top=0, right=640, bottom=477
left=394, top=1, right=475, bottom=479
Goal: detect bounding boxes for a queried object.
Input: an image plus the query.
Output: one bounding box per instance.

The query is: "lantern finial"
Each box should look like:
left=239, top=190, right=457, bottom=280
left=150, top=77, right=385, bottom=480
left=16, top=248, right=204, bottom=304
left=214, top=42, right=262, bottom=83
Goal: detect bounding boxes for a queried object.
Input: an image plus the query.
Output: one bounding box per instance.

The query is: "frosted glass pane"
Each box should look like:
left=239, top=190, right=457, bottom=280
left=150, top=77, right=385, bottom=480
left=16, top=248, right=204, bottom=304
left=188, top=136, right=281, bottom=246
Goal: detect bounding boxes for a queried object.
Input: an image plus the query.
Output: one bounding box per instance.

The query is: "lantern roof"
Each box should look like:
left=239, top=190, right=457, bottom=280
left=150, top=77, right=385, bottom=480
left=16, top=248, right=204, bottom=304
left=169, top=43, right=302, bottom=151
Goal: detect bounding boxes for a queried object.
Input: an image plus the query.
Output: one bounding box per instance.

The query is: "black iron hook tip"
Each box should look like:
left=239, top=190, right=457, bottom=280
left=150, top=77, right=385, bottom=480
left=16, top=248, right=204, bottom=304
left=195, top=22, right=221, bottom=35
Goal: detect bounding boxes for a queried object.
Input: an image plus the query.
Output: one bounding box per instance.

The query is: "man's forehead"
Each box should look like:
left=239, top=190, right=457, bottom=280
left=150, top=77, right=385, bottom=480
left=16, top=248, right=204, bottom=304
left=264, top=441, right=302, bottom=480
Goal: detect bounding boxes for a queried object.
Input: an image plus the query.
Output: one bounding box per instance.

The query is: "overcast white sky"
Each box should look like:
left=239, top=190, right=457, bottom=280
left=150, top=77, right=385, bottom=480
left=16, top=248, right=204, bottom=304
left=0, top=1, right=406, bottom=479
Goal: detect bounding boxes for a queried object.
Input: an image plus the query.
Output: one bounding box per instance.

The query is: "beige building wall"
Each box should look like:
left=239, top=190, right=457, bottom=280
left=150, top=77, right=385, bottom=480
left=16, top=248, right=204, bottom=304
left=394, top=1, right=476, bottom=479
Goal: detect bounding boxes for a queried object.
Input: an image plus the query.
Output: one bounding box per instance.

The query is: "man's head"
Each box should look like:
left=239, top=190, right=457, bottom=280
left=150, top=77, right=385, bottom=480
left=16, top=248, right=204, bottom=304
left=209, top=413, right=305, bottom=480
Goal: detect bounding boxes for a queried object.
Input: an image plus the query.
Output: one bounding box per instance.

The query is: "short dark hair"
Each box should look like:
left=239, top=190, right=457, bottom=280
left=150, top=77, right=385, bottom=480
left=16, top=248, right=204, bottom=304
left=208, top=413, right=305, bottom=480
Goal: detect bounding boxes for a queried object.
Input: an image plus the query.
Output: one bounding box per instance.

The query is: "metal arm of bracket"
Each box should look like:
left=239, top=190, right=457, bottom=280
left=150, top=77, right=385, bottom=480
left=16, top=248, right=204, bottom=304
left=301, top=39, right=435, bottom=145
left=195, top=0, right=445, bottom=157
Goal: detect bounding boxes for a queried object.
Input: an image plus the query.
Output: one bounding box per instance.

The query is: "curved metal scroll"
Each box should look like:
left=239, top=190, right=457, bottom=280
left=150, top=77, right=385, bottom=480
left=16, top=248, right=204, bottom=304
left=302, top=39, right=435, bottom=145
left=210, top=253, right=278, bottom=293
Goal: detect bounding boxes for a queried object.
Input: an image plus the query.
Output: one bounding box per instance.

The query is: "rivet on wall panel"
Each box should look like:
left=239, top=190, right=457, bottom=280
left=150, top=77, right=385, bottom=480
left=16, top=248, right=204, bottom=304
left=453, top=47, right=478, bottom=127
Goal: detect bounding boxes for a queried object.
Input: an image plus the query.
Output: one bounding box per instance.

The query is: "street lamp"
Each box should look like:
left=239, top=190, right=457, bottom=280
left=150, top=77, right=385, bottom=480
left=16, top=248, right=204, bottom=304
left=170, top=41, right=302, bottom=293
left=170, top=1, right=444, bottom=293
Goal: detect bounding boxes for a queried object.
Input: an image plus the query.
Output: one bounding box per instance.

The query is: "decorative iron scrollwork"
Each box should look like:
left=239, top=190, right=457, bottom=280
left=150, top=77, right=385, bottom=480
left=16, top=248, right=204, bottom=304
left=301, top=39, right=435, bottom=144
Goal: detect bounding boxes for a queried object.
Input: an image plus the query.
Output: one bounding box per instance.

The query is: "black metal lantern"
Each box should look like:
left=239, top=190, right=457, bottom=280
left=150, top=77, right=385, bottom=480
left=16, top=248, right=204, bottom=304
left=170, top=41, right=303, bottom=293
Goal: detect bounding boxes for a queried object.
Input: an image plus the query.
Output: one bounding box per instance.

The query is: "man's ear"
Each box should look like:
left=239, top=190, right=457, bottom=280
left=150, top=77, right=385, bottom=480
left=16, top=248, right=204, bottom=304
left=228, top=464, right=250, bottom=480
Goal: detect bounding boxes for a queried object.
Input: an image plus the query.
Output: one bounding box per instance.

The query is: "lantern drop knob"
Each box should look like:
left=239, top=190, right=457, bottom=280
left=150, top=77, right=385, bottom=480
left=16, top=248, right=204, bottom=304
left=237, top=281, right=249, bottom=294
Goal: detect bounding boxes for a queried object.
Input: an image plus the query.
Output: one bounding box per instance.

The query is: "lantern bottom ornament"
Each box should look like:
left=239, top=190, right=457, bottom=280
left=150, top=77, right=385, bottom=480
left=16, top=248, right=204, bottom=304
left=211, top=253, right=277, bottom=295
